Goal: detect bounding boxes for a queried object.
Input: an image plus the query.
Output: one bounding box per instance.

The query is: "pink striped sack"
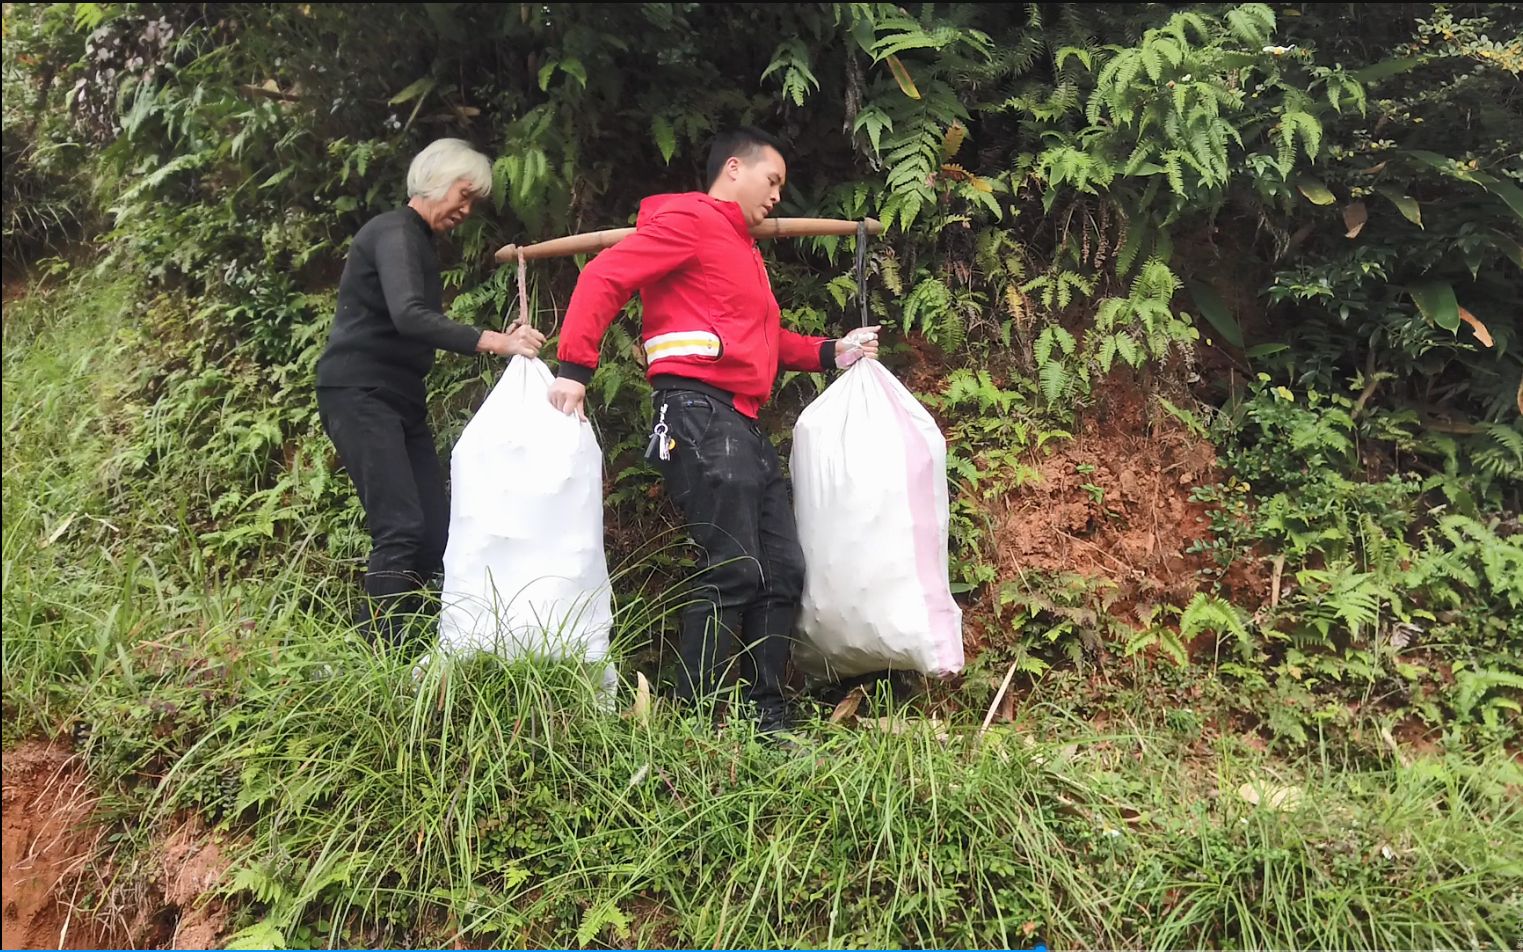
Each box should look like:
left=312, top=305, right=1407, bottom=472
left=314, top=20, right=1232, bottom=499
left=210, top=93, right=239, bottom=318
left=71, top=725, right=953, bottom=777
left=790, top=358, right=965, bottom=680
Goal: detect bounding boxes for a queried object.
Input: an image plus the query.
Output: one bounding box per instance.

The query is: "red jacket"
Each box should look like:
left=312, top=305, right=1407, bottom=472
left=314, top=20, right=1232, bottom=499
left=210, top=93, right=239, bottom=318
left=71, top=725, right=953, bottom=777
left=555, top=192, right=834, bottom=418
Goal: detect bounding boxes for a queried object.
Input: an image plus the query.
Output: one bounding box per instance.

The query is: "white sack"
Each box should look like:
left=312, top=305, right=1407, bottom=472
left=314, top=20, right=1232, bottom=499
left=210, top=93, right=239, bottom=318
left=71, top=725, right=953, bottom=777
left=790, top=358, right=964, bottom=679
left=436, top=356, right=613, bottom=677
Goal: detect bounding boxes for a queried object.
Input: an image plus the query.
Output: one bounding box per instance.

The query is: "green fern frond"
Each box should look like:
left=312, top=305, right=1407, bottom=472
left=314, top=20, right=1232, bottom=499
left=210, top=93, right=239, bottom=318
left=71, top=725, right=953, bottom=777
left=1035, top=324, right=1058, bottom=366
left=1097, top=334, right=1119, bottom=372
left=1116, top=334, right=1141, bottom=367
left=1179, top=593, right=1248, bottom=641
left=1226, top=3, right=1277, bottom=47
left=903, top=275, right=952, bottom=334
left=1040, top=359, right=1071, bottom=405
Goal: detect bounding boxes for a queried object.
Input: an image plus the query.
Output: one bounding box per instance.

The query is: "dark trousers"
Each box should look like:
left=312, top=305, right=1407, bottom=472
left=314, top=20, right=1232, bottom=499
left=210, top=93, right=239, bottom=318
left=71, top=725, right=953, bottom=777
left=651, top=388, right=805, bottom=719
left=317, top=385, right=448, bottom=647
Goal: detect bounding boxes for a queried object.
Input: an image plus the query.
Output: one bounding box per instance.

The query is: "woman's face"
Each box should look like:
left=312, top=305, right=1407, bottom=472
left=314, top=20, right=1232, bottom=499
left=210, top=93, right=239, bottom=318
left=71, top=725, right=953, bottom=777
left=428, top=179, right=478, bottom=232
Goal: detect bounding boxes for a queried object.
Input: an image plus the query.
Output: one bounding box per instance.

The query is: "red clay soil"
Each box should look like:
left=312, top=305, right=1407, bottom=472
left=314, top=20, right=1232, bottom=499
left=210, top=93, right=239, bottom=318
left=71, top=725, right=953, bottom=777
left=153, top=817, right=233, bottom=951
left=2, top=742, right=233, bottom=951
left=998, top=382, right=1234, bottom=598
left=962, top=376, right=1270, bottom=654
left=2, top=742, right=116, bottom=950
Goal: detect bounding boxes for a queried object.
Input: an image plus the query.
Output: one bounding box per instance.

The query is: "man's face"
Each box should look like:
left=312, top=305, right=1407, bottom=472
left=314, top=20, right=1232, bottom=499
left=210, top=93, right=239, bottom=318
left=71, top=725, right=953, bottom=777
left=728, top=146, right=786, bottom=227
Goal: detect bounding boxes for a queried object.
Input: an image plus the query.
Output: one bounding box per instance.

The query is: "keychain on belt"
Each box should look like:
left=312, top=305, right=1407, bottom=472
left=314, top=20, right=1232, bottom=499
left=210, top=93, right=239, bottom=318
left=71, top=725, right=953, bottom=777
left=645, top=402, right=674, bottom=461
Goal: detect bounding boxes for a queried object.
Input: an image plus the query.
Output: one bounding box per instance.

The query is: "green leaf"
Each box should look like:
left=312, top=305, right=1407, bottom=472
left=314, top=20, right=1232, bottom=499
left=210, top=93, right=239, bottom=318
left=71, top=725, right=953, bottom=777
left=1226, top=4, right=1275, bottom=46
left=1492, top=230, right=1523, bottom=271
left=1246, top=343, right=1290, bottom=360
left=560, top=57, right=588, bottom=88
left=1377, top=187, right=1422, bottom=228
left=651, top=116, right=677, bottom=165
left=1160, top=630, right=1188, bottom=667
left=1477, top=175, right=1523, bottom=226
left=1039, top=360, right=1069, bottom=405
left=851, top=17, right=876, bottom=55
left=871, top=25, right=942, bottom=59
left=1055, top=326, right=1076, bottom=356
left=1407, top=280, right=1460, bottom=332
left=1295, top=176, right=1335, bottom=206
left=1156, top=396, right=1210, bottom=439
left=762, top=39, right=817, bottom=106
left=1287, top=112, right=1323, bottom=159
left=1116, top=334, right=1141, bottom=367
left=259, top=167, right=295, bottom=190
left=1464, top=243, right=1486, bottom=280
left=852, top=105, right=893, bottom=156
left=824, top=274, right=856, bottom=311
left=1055, top=46, right=1093, bottom=71
left=72, top=3, right=107, bottom=30
left=226, top=921, right=286, bottom=951
left=577, top=902, right=631, bottom=947
left=1034, top=325, right=1056, bottom=366
left=1405, top=149, right=1489, bottom=185
left=1164, top=153, right=1185, bottom=195
left=1404, top=149, right=1457, bottom=173
left=1098, top=335, right=1118, bottom=373
left=1351, top=56, right=1423, bottom=83
left=388, top=76, right=436, bottom=105
left=114, top=150, right=209, bottom=206
left=1116, top=218, right=1149, bottom=277
left=1179, top=593, right=1247, bottom=640
left=1405, top=154, right=1523, bottom=223
left=1188, top=281, right=1244, bottom=349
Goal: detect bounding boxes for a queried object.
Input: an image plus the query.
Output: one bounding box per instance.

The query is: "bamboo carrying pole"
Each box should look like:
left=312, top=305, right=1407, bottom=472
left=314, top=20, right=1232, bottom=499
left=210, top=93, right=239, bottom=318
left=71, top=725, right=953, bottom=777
left=494, top=217, right=882, bottom=264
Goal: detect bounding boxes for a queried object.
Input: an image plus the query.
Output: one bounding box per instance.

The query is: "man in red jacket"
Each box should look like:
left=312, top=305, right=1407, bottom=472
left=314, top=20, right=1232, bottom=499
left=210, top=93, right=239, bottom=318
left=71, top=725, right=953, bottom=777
left=548, top=127, right=878, bottom=738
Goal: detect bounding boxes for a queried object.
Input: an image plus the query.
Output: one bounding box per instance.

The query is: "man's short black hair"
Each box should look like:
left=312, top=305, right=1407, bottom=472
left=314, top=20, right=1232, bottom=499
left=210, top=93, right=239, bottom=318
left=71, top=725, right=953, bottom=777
left=705, top=126, right=786, bottom=189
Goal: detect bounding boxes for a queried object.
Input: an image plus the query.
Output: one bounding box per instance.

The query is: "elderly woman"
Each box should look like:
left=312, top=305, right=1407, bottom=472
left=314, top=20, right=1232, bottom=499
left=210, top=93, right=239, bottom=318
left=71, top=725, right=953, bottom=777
left=316, top=137, right=544, bottom=649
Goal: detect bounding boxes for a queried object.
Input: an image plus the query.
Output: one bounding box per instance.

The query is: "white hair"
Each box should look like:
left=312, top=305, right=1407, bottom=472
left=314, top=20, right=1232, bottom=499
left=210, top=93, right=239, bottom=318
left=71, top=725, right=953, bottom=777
left=406, top=138, right=493, bottom=201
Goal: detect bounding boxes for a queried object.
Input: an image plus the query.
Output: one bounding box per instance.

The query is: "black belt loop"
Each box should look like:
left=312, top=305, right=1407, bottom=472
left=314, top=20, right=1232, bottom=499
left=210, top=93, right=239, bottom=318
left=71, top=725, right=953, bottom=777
left=855, top=219, right=869, bottom=329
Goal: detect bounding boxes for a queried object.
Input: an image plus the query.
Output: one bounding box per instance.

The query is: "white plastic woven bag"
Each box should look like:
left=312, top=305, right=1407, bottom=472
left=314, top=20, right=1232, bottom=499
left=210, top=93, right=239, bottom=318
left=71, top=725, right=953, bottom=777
left=790, top=358, right=964, bottom=679
left=436, top=355, right=614, bottom=678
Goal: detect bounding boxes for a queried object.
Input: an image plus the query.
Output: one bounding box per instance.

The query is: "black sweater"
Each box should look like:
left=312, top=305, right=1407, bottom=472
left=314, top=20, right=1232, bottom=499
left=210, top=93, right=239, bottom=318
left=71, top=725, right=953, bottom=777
left=315, top=207, right=483, bottom=400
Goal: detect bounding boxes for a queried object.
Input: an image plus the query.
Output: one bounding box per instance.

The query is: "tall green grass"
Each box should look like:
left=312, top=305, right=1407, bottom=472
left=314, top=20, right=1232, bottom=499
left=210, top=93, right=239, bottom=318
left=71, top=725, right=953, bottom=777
left=5, top=272, right=1521, bottom=950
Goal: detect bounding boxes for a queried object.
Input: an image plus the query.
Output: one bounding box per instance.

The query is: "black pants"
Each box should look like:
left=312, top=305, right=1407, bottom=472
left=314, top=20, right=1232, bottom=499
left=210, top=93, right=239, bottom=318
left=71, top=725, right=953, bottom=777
left=317, top=385, right=448, bottom=647
left=651, top=388, right=805, bottom=720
